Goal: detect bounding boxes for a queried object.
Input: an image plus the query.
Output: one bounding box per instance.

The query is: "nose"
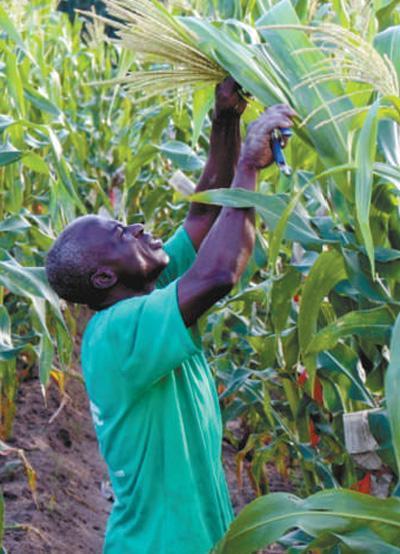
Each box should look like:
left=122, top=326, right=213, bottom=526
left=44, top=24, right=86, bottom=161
left=128, top=223, right=145, bottom=238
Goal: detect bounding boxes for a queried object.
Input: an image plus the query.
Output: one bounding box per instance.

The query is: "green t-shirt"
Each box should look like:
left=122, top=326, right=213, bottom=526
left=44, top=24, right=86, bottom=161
left=81, top=226, right=234, bottom=554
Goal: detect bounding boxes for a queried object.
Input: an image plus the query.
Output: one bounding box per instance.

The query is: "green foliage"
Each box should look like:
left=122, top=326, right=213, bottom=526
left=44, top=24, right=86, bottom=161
left=211, top=489, right=400, bottom=553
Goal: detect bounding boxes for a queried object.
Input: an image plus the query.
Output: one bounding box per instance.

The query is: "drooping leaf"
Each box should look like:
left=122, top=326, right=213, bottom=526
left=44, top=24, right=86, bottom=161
left=189, top=188, right=322, bottom=246
left=307, top=306, right=394, bottom=354
left=211, top=489, right=400, bottom=554
left=319, top=345, right=374, bottom=406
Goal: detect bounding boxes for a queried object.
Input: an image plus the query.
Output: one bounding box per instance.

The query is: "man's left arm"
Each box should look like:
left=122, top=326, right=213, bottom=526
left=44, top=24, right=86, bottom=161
left=183, top=77, right=247, bottom=251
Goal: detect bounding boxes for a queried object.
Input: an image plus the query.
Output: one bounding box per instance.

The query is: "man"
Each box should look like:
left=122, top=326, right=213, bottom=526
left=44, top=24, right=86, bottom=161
left=46, top=78, right=295, bottom=554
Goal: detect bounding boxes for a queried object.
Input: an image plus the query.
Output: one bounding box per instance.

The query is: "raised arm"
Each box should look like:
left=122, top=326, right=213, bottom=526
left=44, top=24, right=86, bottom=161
left=178, top=105, right=296, bottom=327
left=183, top=77, right=247, bottom=250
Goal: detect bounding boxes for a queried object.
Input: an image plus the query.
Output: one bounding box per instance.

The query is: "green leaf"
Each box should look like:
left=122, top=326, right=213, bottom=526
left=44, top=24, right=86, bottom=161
left=368, top=409, right=398, bottom=473
left=38, top=334, right=54, bottom=387
left=268, top=184, right=305, bottom=271
left=385, top=313, right=400, bottom=479
left=355, top=99, right=379, bottom=278
left=319, top=345, right=374, bottom=406
left=24, top=87, right=63, bottom=119
left=0, top=142, right=23, bottom=167
left=374, top=26, right=400, bottom=81
left=342, top=249, right=391, bottom=303
left=307, top=306, right=394, bottom=354
left=158, top=140, right=204, bottom=171
left=374, top=27, right=400, bottom=167
left=0, top=115, right=15, bottom=134
left=182, top=16, right=288, bottom=106
left=0, top=305, right=23, bottom=361
left=334, top=528, right=400, bottom=553
left=298, top=250, right=347, bottom=376
left=22, top=152, right=50, bottom=175
left=0, top=4, right=32, bottom=61
left=0, top=214, right=30, bottom=233
left=212, top=489, right=400, bottom=554
left=192, top=86, right=214, bottom=147
left=189, top=188, right=322, bottom=246
left=374, top=162, right=400, bottom=188
left=0, top=255, right=64, bottom=325
left=5, top=48, right=25, bottom=117
left=257, top=0, right=352, bottom=168
left=270, top=268, right=301, bottom=334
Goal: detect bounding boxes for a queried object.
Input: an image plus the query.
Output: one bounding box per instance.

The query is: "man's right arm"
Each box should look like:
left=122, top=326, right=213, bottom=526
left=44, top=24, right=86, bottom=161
left=178, top=105, right=296, bottom=328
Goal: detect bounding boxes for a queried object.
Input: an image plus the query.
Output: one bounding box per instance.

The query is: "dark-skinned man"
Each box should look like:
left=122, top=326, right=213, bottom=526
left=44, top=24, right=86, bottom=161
left=45, top=77, right=295, bottom=554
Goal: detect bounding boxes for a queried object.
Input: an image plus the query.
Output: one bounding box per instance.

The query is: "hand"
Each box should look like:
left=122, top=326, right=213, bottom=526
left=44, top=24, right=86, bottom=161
left=240, top=104, right=296, bottom=170
left=213, top=77, right=248, bottom=120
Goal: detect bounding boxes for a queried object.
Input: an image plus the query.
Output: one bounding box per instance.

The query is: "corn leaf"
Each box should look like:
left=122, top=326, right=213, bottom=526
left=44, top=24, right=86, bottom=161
left=385, top=313, right=400, bottom=484
left=355, top=99, right=379, bottom=278
left=188, top=188, right=322, bottom=246
left=0, top=142, right=23, bottom=167
left=298, top=249, right=347, bottom=379
left=182, top=16, right=288, bottom=106
left=0, top=4, right=34, bottom=63
left=375, top=26, right=400, bottom=167
left=212, top=489, right=400, bottom=554
left=307, top=306, right=394, bottom=354
left=318, top=345, right=374, bottom=406
left=257, top=0, right=353, bottom=168
left=38, top=334, right=55, bottom=387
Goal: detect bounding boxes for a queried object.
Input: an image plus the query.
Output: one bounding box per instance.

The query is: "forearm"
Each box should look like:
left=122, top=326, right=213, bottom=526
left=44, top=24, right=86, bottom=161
left=189, top=114, right=241, bottom=218
left=195, top=160, right=257, bottom=281
left=178, top=103, right=296, bottom=327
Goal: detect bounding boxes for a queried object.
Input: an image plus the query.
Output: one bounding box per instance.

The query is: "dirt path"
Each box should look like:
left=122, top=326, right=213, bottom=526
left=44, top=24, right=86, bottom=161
left=2, top=373, right=290, bottom=553
left=2, top=376, right=110, bottom=553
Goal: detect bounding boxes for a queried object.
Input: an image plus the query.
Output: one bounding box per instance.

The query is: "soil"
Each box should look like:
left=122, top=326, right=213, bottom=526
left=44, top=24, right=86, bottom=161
left=2, top=326, right=292, bottom=553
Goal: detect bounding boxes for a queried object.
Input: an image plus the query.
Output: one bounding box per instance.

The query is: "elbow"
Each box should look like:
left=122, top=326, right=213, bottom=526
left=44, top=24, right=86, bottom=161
left=212, top=269, right=237, bottom=297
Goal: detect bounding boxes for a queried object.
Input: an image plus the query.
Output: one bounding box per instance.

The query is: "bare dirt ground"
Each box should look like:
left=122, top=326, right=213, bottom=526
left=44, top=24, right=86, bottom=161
left=2, top=337, right=292, bottom=553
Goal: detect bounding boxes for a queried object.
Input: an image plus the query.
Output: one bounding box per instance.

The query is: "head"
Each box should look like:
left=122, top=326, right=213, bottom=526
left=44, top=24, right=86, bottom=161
left=46, top=215, right=169, bottom=309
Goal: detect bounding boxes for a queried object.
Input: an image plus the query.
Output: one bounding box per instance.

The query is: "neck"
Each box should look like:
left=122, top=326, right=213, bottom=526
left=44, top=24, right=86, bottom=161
left=91, top=280, right=157, bottom=311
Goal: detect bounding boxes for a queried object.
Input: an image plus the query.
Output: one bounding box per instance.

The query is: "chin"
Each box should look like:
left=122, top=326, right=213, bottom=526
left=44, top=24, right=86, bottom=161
left=149, top=251, right=170, bottom=280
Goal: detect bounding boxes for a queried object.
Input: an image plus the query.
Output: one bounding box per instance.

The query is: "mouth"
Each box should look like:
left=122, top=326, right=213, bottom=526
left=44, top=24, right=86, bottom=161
left=145, top=234, right=163, bottom=250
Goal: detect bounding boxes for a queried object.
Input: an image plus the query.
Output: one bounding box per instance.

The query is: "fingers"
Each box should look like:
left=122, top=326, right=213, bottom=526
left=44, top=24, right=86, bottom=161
left=255, top=113, right=294, bottom=133
left=215, top=76, right=248, bottom=116
left=265, top=104, right=298, bottom=118
left=255, top=104, right=297, bottom=134
left=217, top=76, right=240, bottom=98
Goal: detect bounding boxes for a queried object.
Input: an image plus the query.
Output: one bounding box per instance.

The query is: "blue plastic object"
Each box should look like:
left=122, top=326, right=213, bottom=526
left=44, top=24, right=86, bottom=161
left=272, top=127, right=292, bottom=176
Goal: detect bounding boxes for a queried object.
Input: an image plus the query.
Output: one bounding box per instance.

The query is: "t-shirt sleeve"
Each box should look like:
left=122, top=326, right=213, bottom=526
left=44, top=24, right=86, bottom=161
left=104, top=280, right=201, bottom=396
left=156, top=225, right=196, bottom=288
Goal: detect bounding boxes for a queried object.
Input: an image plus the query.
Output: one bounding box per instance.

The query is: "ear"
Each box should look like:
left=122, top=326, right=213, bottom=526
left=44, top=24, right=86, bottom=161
left=91, top=267, right=118, bottom=290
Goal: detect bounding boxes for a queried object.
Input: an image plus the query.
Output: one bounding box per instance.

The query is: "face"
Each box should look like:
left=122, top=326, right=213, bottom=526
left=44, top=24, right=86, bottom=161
left=70, top=215, right=169, bottom=292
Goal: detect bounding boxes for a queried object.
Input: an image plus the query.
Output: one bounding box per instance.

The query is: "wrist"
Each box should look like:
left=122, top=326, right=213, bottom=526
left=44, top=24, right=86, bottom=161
left=212, top=109, right=241, bottom=125
left=237, top=156, right=259, bottom=175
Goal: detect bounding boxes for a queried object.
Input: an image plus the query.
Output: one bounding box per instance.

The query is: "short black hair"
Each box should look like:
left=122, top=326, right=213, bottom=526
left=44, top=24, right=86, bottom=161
left=45, top=217, right=103, bottom=306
